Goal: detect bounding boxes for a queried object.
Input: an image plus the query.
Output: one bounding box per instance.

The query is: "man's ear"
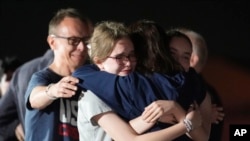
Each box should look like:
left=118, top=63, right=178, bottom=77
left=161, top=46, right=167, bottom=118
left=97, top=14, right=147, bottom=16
left=47, top=35, right=55, bottom=50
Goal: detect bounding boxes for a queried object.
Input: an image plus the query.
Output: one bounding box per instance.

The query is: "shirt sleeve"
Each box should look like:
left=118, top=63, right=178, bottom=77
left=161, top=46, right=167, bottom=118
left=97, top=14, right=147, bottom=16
left=25, top=71, right=49, bottom=110
left=78, top=90, right=112, bottom=125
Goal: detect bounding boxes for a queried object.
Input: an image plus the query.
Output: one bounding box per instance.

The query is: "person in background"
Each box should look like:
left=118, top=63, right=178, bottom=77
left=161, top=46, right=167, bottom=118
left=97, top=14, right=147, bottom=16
left=165, top=30, right=193, bottom=72
left=24, top=8, right=92, bottom=141
left=0, top=55, right=22, bottom=141
left=177, top=28, right=224, bottom=141
left=0, top=56, right=22, bottom=97
left=0, top=50, right=53, bottom=141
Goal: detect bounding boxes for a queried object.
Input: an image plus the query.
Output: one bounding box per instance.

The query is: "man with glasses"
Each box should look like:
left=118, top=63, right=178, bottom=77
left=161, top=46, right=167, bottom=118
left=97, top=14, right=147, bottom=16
left=24, top=8, right=93, bottom=141
left=50, top=35, right=90, bottom=47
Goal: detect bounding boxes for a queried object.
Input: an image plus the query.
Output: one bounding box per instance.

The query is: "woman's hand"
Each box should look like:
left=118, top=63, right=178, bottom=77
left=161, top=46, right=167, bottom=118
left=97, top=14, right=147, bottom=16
left=185, top=102, right=202, bottom=130
left=141, top=100, right=177, bottom=123
left=211, top=104, right=225, bottom=124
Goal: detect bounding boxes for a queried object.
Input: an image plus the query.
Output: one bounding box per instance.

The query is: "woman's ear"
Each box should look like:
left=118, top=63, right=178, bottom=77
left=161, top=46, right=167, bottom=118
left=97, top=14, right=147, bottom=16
left=93, top=57, right=104, bottom=70
left=190, top=54, right=199, bottom=68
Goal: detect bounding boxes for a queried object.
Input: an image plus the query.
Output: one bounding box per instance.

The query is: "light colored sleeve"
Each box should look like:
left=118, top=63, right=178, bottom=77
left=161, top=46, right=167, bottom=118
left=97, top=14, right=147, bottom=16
left=78, top=90, right=113, bottom=125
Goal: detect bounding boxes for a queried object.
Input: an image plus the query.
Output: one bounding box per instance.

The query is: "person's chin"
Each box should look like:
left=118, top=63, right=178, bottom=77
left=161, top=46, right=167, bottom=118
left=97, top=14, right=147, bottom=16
left=120, top=71, right=131, bottom=76
left=72, top=56, right=86, bottom=64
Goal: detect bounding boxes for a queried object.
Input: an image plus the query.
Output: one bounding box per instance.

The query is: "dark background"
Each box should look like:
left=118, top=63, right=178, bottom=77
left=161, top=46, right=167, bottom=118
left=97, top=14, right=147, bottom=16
left=1, top=0, right=250, bottom=69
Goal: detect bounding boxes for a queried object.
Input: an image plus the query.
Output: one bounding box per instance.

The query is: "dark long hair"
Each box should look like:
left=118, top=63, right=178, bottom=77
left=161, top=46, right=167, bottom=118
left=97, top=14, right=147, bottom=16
left=128, top=20, right=182, bottom=76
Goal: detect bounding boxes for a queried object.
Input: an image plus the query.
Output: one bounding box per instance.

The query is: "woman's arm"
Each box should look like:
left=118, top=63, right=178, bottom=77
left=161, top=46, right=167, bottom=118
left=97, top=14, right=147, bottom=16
left=94, top=104, right=202, bottom=141
left=129, top=100, right=186, bottom=134
left=98, top=100, right=202, bottom=140
left=94, top=111, right=188, bottom=141
left=187, top=93, right=212, bottom=141
left=79, top=88, right=202, bottom=141
left=129, top=116, right=156, bottom=134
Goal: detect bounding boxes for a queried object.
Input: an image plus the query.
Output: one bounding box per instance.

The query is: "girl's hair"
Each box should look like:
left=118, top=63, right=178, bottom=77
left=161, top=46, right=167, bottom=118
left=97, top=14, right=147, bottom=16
left=89, top=21, right=130, bottom=63
left=128, top=20, right=182, bottom=75
left=166, top=28, right=193, bottom=50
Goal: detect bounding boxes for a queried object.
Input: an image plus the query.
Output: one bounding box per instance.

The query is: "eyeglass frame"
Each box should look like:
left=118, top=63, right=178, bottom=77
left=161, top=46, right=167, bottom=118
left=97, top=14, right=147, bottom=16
left=50, top=34, right=90, bottom=47
left=108, top=54, right=137, bottom=65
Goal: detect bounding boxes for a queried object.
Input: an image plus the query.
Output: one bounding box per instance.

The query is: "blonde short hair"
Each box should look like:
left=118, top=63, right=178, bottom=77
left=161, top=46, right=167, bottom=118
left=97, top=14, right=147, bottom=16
left=89, top=21, right=129, bottom=63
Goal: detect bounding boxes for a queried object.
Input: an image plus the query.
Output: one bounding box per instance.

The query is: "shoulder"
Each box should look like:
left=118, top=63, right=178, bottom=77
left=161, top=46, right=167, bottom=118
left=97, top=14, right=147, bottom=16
left=78, top=90, right=112, bottom=120
left=32, top=68, right=51, bottom=77
left=79, top=90, right=111, bottom=109
left=73, top=64, right=99, bottom=76
left=28, top=68, right=56, bottom=87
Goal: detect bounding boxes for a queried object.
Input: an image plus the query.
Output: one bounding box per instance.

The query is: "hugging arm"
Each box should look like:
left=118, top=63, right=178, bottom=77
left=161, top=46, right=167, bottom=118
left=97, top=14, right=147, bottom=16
left=94, top=111, right=186, bottom=141
left=187, top=93, right=212, bottom=141
left=130, top=100, right=186, bottom=133
left=76, top=65, right=204, bottom=140
left=94, top=103, right=202, bottom=141
left=79, top=90, right=190, bottom=140
left=73, top=64, right=159, bottom=120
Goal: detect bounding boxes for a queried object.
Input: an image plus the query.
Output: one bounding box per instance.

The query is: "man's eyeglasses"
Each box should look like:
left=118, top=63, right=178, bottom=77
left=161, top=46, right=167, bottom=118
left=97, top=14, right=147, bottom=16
left=108, top=54, right=137, bottom=65
left=50, top=34, right=89, bottom=47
